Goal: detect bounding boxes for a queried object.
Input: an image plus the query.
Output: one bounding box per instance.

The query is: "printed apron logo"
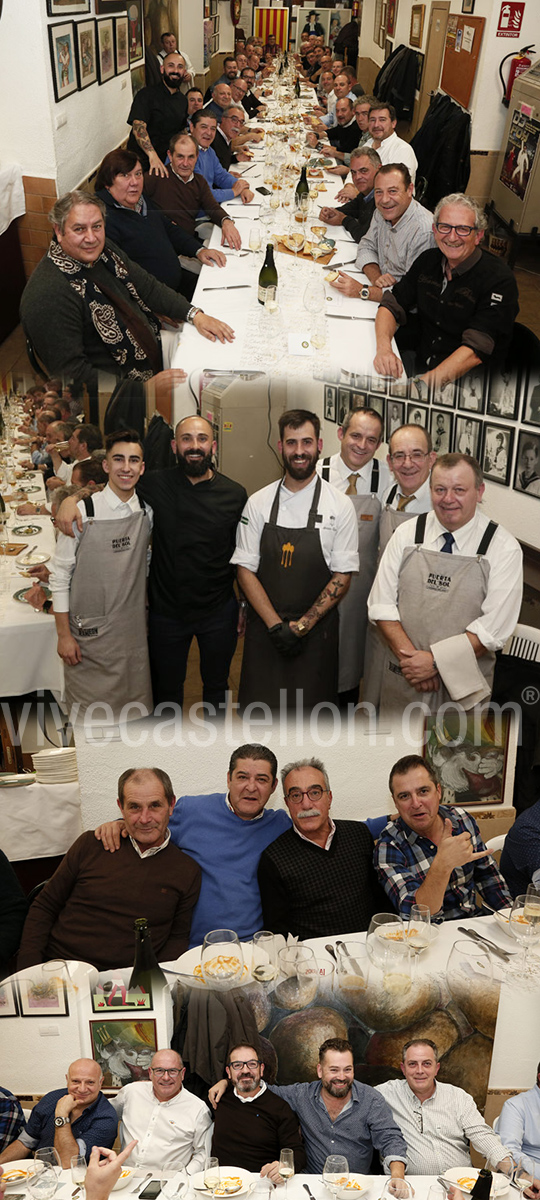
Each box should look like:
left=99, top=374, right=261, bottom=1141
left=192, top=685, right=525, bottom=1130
left=426, top=572, right=452, bottom=592
left=280, top=541, right=295, bottom=568
left=111, top=535, right=132, bottom=552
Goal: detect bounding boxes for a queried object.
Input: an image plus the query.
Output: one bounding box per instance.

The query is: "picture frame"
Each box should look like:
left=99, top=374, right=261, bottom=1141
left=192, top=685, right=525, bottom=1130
left=97, top=18, right=115, bottom=83
left=385, top=38, right=393, bottom=61
left=17, top=970, right=69, bottom=1017
left=410, top=4, right=425, bottom=48
left=324, top=385, right=337, bottom=423
left=430, top=408, right=453, bottom=454
left=457, top=367, right=486, bottom=414
left=430, top=379, right=456, bottom=408
left=513, top=429, right=540, bottom=496
left=386, top=398, right=405, bottom=442
left=390, top=377, right=410, bottom=399
left=367, top=392, right=384, bottom=417
left=521, top=365, right=540, bottom=426
left=115, top=15, right=129, bottom=74
left=483, top=422, right=514, bottom=486
left=127, top=0, right=144, bottom=66
left=407, top=402, right=428, bottom=428
left=130, top=63, right=145, bottom=98
left=453, top=414, right=482, bottom=459
left=423, top=710, right=511, bottom=806
left=0, top=981, right=18, bottom=1018
left=461, top=0, right=475, bottom=12
left=95, top=0, right=126, bottom=11
left=75, top=18, right=98, bottom=90
left=338, top=388, right=351, bottom=423
left=486, top=364, right=520, bottom=420
left=90, top=1018, right=157, bottom=1087
left=48, top=21, right=79, bottom=102
left=91, top=972, right=153, bottom=1012
left=386, top=0, right=397, bottom=38
left=46, top=0, right=90, bottom=14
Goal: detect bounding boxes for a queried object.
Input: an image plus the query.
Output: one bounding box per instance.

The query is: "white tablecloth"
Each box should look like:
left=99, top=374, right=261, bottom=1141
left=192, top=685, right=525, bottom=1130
left=1, top=779, right=82, bottom=860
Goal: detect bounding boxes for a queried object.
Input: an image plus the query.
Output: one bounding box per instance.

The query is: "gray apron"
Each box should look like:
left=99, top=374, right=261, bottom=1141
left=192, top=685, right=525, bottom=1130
left=364, top=485, right=419, bottom=706
left=379, top=513, right=498, bottom=715
left=238, top=477, right=339, bottom=711
left=321, top=457, right=381, bottom=691
left=64, top=496, right=153, bottom=719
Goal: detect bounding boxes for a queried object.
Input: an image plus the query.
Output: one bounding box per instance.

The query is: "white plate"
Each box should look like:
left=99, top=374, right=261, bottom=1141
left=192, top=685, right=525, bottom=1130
left=16, top=552, right=50, bottom=566
left=191, top=1168, right=252, bottom=1195
left=112, top=1168, right=135, bottom=1191
left=492, top=906, right=521, bottom=942
left=2, top=1162, right=32, bottom=1187
left=170, top=942, right=259, bottom=990
left=444, top=1169, right=509, bottom=1196
left=324, top=1175, right=373, bottom=1197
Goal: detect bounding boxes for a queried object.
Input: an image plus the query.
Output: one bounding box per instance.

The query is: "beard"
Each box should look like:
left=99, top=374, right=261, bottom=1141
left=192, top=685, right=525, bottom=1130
left=163, top=70, right=183, bottom=89
left=322, top=1078, right=353, bottom=1098
left=176, top=449, right=213, bottom=478
left=282, top=448, right=319, bottom=481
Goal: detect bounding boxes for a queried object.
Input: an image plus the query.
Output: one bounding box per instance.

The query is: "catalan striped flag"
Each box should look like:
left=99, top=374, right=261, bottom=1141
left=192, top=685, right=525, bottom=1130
left=253, top=8, right=289, bottom=50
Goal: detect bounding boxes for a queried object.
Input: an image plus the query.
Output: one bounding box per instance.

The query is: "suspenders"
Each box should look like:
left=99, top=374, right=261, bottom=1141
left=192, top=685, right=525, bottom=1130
left=413, top=513, right=499, bottom=554
left=387, top=483, right=398, bottom=505
left=83, top=494, right=148, bottom=518
left=321, top=458, right=380, bottom=492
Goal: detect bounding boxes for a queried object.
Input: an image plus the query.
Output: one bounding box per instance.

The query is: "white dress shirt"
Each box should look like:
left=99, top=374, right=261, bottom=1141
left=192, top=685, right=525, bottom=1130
left=366, top=130, right=418, bottom=181
left=497, top=1083, right=540, bottom=1175
left=317, top=452, right=391, bottom=502
left=367, top=508, right=523, bottom=651
left=375, top=1079, right=509, bottom=1175
left=111, top=1080, right=212, bottom=1171
left=231, top=475, right=359, bottom=574
left=382, top=475, right=432, bottom=513
left=49, top=484, right=153, bottom=612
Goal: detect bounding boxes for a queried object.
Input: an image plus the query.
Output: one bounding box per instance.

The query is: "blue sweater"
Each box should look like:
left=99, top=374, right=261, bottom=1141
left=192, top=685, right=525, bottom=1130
left=194, top=145, right=237, bottom=210
left=168, top=793, right=291, bottom=946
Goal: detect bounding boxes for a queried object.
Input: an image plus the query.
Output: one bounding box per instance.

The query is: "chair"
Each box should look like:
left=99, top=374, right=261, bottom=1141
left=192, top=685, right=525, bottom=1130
left=501, top=623, right=540, bottom=663
left=485, top=834, right=506, bottom=853
left=25, top=335, right=48, bottom=382
left=27, top=880, right=50, bottom=904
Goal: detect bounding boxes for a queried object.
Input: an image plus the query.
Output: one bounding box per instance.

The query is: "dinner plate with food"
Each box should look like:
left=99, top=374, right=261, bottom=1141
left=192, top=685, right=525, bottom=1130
left=191, top=1169, right=251, bottom=1195
left=2, top=1162, right=33, bottom=1187
left=324, top=1175, right=373, bottom=1197
left=443, top=1170, right=509, bottom=1196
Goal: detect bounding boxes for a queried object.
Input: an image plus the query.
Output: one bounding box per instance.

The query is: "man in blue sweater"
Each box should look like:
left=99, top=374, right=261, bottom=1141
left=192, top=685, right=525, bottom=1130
left=191, top=110, right=254, bottom=207
left=95, top=744, right=291, bottom=947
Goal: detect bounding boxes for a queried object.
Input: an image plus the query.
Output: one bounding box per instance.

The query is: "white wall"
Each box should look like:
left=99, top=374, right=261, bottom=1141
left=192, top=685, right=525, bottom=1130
left=0, top=0, right=56, bottom=178
left=358, top=0, right=539, bottom=152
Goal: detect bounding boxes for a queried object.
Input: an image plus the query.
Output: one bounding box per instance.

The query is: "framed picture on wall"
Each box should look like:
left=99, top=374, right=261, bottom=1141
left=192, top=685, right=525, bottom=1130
left=95, top=0, right=127, bottom=12
left=131, top=64, right=145, bottom=97
left=453, top=414, right=482, bottom=459
left=430, top=379, right=456, bottom=408
left=0, top=981, right=18, bottom=1018
left=89, top=1019, right=157, bottom=1086
left=430, top=408, right=453, bottom=454
left=486, top=364, right=520, bottom=420
left=386, top=0, right=397, bottom=38
left=97, top=18, right=115, bottom=83
left=48, top=21, right=79, bottom=102
left=115, top=15, right=130, bottom=74
left=423, top=710, right=510, bottom=806
left=17, top=971, right=69, bottom=1018
left=127, top=0, right=144, bottom=66
left=513, top=429, right=540, bottom=495
left=407, top=402, right=428, bottom=428
left=462, top=0, right=475, bottom=12
left=522, top=365, right=540, bottom=426
left=456, top=367, right=486, bottom=413
left=75, top=19, right=97, bottom=90
left=324, top=385, right=337, bottom=423
left=483, top=422, right=514, bottom=485
left=410, top=4, right=425, bottom=47
left=47, top=0, right=90, bottom=14
left=386, top=398, right=405, bottom=441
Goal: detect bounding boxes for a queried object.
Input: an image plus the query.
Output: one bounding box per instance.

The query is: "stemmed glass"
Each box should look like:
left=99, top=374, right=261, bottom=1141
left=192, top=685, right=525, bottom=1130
left=407, top=903, right=432, bottom=953
left=366, top=913, right=404, bottom=968
left=27, top=1164, right=58, bottom=1200
left=323, top=1155, right=349, bottom=1197
left=279, top=1149, right=295, bottom=1195
left=200, top=929, right=244, bottom=990
left=249, top=225, right=262, bottom=256
left=70, top=1156, right=87, bottom=1191
left=204, top=1158, right=220, bottom=1190
left=446, top=939, right=500, bottom=1038
left=508, top=893, right=540, bottom=984
left=513, top=1158, right=539, bottom=1197
left=286, top=212, right=305, bottom=266
left=35, top=1150, right=62, bottom=1177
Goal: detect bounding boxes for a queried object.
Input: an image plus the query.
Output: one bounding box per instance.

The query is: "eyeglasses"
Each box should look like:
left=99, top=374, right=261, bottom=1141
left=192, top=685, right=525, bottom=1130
left=390, top=450, right=429, bottom=465
left=229, top=1059, right=260, bottom=1070
left=435, top=222, right=477, bottom=236
left=285, top=786, right=326, bottom=804
left=150, top=1068, right=182, bottom=1077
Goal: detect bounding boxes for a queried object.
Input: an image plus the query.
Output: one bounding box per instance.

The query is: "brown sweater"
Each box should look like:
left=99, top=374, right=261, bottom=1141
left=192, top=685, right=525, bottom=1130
left=18, top=832, right=201, bottom=970
left=144, top=171, right=228, bottom=237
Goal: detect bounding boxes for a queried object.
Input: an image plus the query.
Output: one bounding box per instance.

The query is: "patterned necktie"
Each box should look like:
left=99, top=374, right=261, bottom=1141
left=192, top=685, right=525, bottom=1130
left=440, top=531, right=455, bottom=553
left=346, top=474, right=359, bottom=495
left=397, top=493, right=416, bottom=511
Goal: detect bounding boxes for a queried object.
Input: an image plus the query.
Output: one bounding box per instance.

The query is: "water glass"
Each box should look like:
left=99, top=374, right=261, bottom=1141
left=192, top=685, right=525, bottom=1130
left=201, top=929, right=243, bottom=989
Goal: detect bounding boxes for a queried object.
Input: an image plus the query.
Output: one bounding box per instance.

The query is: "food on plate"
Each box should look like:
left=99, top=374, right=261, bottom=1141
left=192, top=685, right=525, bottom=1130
left=193, top=956, right=247, bottom=983
left=211, top=1178, right=243, bottom=1195
left=456, top=1180, right=478, bottom=1191
left=3, top=1170, right=27, bottom=1183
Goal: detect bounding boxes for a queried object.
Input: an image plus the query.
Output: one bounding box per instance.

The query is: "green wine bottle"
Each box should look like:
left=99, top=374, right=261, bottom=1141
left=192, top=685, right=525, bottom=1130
left=295, top=76, right=301, bottom=98
left=258, top=243, right=278, bottom=305
left=128, top=917, right=167, bottom=998
left=295, top=164, right=309, bottom=203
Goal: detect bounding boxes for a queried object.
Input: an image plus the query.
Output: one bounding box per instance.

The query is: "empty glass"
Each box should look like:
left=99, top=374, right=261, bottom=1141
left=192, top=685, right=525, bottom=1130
left=366, top=913, right=404, bottom=967
left=252, top=931, right=278, bottom=981
left=407, top=904, right=431, bottom=953
left=27, top=1164, right=58, bottom=1200
left=323, top=1155, right=349, bottom=1197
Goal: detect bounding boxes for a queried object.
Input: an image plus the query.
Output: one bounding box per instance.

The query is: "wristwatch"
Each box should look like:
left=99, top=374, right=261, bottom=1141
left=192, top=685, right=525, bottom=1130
left=360, top=286, right=370, bottom=300
left=186, top=306, right=203, bottom=325
left=54, top=1115, right=70, bottom=1127
left=296, top=620, right=308, bottom=636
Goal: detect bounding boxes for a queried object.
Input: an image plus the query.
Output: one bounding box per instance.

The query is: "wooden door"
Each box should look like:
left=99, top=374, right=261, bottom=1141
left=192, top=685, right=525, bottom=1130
left=412, top=0, right=450, bottom=134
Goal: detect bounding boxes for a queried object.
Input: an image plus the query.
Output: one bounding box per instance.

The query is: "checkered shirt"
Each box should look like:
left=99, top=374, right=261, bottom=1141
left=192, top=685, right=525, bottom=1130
left=0, top=1086, right=24, bottom=1153
left=374, top=804, right=511, bottom=921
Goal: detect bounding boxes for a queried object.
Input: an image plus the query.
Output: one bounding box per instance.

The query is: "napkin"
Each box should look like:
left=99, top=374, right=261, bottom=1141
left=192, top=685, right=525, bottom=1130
left=431, top=633, right=492, bottom=709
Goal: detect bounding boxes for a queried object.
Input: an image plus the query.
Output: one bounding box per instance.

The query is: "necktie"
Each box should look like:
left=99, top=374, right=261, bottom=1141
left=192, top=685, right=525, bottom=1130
left=397, top=493, right=416, bottom=511
left=346, top=474, right=359, bottom=496
left=440, top=531, right=455, bottom=553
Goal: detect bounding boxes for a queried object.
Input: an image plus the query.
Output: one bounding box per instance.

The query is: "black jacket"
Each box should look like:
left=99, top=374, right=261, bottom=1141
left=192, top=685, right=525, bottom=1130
left=411, top=92, right=471, bottom=210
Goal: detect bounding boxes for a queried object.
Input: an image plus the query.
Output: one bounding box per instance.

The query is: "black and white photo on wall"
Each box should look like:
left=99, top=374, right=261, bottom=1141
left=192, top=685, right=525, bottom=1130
left=390, top=376, right=410, bottom=399
left=513, top=429, right=540, bottom=495
left=324, top=385, right=337, bottom=422
left=386, top=398, right=405, bottom=441
left=407, top=402, right=428, bottom=428
left=522, top=365, right=540, bottom=427
left=482, top=422, right=514, bottom=486
left=47, top=0, right=90, bottom=14
left=486, top=363, right=520, bottom=420
left=430, top=378, right=456, bottom=408
left=430, top=408, right=453, bottom=454
left=368, top=374, right=387, bottom=394
left=457, top=367, right=486, bottom=413
left=454, top=414, right=482, bottom=459
left=367, top=393, right=384, bottom=416
left=337, top=388, right=351, bottom=424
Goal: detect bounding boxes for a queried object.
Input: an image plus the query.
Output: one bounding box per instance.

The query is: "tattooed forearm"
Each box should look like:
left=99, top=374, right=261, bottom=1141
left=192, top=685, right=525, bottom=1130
left=295, top=572, right=351, bottom=634
left=132, top=120, right=155, bottom=154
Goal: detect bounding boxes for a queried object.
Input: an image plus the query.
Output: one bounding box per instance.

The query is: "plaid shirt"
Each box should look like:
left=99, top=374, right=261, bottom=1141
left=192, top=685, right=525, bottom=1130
left=0, top=1087, right=24, bottom=1154
left=374, top=804, right=511, bottom=921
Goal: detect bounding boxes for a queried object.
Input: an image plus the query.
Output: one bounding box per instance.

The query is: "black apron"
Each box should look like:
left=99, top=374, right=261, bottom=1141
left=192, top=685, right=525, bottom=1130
left=239, top=477, right=339, bottom=711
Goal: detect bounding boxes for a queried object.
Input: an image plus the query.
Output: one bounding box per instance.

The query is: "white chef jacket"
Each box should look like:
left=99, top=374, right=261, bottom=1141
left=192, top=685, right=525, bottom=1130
left=367, top=508, right=522, bottom=651
left=231, top=474, right=359, bottom=574
left=366, top=130, right=418, bottom=181
left=110, top=1080, right=212, bottom=1171
left=317, top=451, right=391, bottom=502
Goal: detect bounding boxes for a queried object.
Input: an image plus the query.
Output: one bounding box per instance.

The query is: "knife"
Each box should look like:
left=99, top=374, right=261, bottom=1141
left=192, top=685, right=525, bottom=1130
left=202, top=285, right=252, bottom=291
left=303, top=1185, right=317, bottom=1200
left=336, top=939, right=366, bottom=978
left=457, top=926, right=512, bottom=962
left=330, top=259, right=356, bottom=267
left=326, top=313, right=365, bottom=320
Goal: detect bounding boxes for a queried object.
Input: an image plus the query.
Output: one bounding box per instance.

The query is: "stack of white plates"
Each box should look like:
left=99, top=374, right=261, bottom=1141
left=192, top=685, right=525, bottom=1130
left=31, top=748, right=78, bottom=783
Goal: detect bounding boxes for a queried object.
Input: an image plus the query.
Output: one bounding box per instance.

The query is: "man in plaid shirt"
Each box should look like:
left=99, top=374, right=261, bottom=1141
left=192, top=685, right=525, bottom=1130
left=374, top=754, right=511, bottom=921
left=0, top=1088, right=24, bottom=1154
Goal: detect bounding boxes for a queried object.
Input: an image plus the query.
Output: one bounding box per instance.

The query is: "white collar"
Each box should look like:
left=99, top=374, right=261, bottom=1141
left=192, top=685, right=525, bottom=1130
left=293, top=815, right=336, bottom=850
left=129, top=831, right=171, bottom=858
left=234, top=1081, right=267, bottom=1103
left=226, top=795, right=265, bottom=820
left=218, top=125, right=231, bottom=145
left=171, top=166, right=195, bottom=184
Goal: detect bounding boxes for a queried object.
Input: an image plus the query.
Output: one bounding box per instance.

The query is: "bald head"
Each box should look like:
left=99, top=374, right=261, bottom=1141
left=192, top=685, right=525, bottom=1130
left=173, top=416, right=216, bottom=480
left=149, top=1049, right=185, bottom=1101
left=66, top=1059, right=103, bottom=1109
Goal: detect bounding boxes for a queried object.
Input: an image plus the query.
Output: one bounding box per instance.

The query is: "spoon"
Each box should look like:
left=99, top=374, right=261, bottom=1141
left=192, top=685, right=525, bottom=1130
left=133, top=1175, right=154, bottom=1194
left=21, top=544, right=38, bottom=562
left=324, top=944, right=337, bottom=962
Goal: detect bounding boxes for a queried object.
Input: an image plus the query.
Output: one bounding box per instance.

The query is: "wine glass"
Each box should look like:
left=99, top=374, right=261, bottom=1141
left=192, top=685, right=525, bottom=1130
left=513, top=1158, right=539, bottom=1197
left=366, top=913, right=404, bottom=968
left=70, top=1156, right=87, bottom=1189
left=35, top=1149, right=62, bottom=1177
left=303, top=278, right=326, bottom=316
left=310, top=314, right=327, bottom=351
left=323, top=1155, right=349, bottom=1197
left=27, top=1164, right=58, bottom=1200
left=200, top=929, right=244, bottom=990
left=509, top=894, right=540, bottom=983
left=249, top=225, right=262, bottom=255
left=204, top=1158, right=220, bottom=1190
left=279, top=1149, right=295, bottom=1195
left=286, top=212, right=305, bottom=266
left=382, top=942, right=413, bottom=996
left=336, top=942, right=368, bottom=998
left=252, top=931, right=278, bottom=981
left=407, top=903, right=431, bottom=953
left=446, top=939, right=500, bottom=1037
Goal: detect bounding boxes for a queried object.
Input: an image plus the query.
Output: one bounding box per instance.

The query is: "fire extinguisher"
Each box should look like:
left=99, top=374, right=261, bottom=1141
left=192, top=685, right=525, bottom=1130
left=499, top=45, right=535, bottom=107
left=351, top=0, right=359, bottom=16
